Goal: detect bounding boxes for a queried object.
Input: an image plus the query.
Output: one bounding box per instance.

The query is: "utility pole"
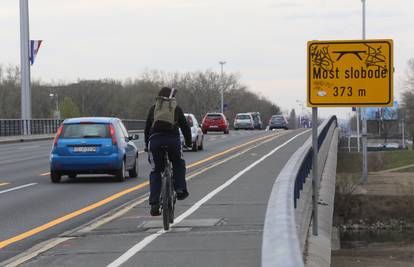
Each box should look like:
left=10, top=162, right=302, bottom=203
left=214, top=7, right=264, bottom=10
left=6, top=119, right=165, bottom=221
left=20, top=0, right=31, bottom=135
left=361, top=0, right=368, bottom=183
left=219, top=61, right=226, bottom=114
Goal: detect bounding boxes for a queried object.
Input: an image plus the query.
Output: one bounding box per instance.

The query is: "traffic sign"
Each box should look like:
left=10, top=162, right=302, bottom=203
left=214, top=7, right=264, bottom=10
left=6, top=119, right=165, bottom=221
left=307, top=39, right=393, bottom=107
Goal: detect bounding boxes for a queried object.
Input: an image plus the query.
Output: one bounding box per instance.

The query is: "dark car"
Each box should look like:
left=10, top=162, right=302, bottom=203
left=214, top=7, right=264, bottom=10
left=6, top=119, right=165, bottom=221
left=50, top=117, right=139, bottom=183
left=201, top=113, right=229, bottom=134
left=249, top=112, right=262, bottom=129
left=268, top=115, right=288, bottom=130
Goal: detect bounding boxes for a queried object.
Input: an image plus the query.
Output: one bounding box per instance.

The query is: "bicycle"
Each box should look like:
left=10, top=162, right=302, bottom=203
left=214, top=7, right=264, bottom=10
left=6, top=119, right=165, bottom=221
left=160, top=146, right=176, bottom=230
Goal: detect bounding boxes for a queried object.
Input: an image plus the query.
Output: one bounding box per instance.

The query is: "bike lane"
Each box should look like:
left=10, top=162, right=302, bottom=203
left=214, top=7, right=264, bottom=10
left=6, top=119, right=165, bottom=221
left=17, top=130, right=310, bottom=267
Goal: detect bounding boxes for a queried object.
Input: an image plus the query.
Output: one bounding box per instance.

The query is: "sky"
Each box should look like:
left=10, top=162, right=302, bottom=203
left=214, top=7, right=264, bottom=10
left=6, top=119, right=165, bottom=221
left=1, top=0, right=413, bottom=119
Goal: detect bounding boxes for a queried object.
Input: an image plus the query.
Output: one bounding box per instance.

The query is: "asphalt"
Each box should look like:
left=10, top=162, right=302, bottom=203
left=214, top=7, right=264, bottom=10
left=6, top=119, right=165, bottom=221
left=1, top=129, right=312, bottom=267
left=0, top=130, right=294, bottom=265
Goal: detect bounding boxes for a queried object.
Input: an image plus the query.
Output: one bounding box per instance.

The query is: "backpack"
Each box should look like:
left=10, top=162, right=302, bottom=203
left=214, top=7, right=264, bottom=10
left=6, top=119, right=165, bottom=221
left=152, top=96, right=177, bottom=130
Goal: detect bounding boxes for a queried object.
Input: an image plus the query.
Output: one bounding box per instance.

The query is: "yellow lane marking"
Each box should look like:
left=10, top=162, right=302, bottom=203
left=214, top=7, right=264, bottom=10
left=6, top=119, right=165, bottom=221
left=0, top=182, right=149, bottom=249
left=0, top=183, right=9, bottom=187
left=5, top=132, right=283, bottom=250
left=187, top=132, right=284, bottom=168
left=39, top=134, right=280, bottom=176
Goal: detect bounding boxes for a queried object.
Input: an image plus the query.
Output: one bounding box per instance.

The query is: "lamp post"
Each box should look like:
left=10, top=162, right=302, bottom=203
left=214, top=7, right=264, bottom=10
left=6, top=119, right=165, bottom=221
left=296, top=100, right=305, bottom=128
left=49, top=93, right=60, bottom=119
left=361, top=0, right=368, bottom=183
left=219, top=61, right=226, bottom=113
left=20, top=0, right=31, bottom=135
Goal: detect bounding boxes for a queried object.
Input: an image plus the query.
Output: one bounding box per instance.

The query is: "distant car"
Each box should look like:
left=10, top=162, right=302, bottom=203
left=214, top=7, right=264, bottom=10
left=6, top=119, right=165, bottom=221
left=249, top=112, right=263, bottom=129
left=201, top=113, right=230, bottom=134
left=234, top=113, right=254, bottom=130
left=181, top=113, right=204, bottom=151
left=50, top=117, right=139, bottom=183
left=268, top=115, right=288, bottom=130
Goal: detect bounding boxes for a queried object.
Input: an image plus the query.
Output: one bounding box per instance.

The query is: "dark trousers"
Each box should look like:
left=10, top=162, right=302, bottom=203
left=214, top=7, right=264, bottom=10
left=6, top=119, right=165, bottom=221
left=148, top=133, right=187, bottom=205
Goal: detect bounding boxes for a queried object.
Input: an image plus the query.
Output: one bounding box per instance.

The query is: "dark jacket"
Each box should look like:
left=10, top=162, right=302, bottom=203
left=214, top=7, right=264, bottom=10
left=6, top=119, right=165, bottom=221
left=144, top=105, right=192, bottom=147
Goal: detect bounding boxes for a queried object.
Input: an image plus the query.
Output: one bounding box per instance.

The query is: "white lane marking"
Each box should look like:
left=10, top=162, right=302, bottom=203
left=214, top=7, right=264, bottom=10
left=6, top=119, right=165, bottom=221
left=0, top=183, right=37, bottom=195
left=5, top=132, right=287, bottom=267
left=17, top=146, right=42, bottom=150
left=0, top=155, right=48, bottom=165
left=107, top=130, right=309, bottom=267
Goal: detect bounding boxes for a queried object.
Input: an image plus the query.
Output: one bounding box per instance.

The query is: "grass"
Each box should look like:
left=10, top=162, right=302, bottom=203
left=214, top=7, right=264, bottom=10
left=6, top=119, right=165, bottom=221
left=383, top=150, right=414, bottom=170
left=338, top=150, right=414, bottom=173
left=396, top=166, right=414, bottom=172
left=337, top=152, right=362, bottom=173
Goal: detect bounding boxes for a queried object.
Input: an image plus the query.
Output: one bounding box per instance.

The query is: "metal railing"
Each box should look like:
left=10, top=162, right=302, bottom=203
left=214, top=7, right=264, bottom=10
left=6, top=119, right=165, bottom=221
left=122, top=119, right=146, bottom=132
left=261, top=116, right=337, bottom=267
left=0, top=119, right=146, bottom=137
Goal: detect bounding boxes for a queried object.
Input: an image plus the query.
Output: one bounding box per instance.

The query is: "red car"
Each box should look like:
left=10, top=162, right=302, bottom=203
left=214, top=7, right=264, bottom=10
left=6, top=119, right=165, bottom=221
left=201, top=113, right=229, bottom=134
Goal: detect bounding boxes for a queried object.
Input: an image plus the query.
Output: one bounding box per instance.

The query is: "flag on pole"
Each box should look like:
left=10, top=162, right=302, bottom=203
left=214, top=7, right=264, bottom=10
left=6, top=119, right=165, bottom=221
left=29, top=40, right=42, bottom=65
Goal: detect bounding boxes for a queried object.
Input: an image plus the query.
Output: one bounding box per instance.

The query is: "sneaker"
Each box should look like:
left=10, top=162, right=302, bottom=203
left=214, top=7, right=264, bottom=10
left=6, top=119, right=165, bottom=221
left=150, top=204, right=161, bottom=216
left=176, top=189, right=189, bottom=200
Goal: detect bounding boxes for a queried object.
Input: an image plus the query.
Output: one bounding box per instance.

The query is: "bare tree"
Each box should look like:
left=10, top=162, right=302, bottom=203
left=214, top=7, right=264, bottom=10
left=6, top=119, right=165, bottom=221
left=401, top=59, right=414, bottom=145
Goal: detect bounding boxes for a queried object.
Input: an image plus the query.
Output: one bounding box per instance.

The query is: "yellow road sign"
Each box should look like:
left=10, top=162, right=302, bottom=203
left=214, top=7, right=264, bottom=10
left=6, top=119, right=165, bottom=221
left=307, top=39, right=393, bottom=107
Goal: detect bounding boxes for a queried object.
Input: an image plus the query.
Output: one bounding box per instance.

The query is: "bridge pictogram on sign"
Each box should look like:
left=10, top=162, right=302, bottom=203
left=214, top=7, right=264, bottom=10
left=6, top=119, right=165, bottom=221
left=307, top=39, right=393, bottom=107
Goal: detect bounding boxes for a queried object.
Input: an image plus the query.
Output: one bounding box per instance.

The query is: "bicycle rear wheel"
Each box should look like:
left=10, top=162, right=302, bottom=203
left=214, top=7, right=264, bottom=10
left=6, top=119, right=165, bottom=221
left=162, top=175, right=170, bottom=231
left=169, top=186, right=176, bottom=224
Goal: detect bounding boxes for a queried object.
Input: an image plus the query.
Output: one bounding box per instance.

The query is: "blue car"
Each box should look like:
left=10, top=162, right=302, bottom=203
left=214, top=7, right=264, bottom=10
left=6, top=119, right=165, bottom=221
left=50, top=117, right=139, bottom=183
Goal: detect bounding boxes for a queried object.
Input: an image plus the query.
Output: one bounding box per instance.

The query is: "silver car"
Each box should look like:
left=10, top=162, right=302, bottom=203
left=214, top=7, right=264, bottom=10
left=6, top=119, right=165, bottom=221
left=234, top=113, right=254, bottom=130
left=180, top=113, right=204, bottom=151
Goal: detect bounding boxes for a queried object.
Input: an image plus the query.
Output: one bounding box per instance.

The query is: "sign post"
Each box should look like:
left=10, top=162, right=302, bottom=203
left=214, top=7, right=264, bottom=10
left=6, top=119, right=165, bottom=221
left=311, top=107, right=318, bottom=235
left=307, top=38, right=393, bottom=235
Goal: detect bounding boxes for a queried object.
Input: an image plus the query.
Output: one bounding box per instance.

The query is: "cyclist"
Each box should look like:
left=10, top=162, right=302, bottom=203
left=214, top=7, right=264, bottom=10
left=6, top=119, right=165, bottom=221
left=144, top=87, right=192, bottom=216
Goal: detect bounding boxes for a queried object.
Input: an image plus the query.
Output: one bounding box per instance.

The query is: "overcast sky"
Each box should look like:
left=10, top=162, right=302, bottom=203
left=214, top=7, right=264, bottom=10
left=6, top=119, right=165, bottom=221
left=1, top=0, right=413, bottom=119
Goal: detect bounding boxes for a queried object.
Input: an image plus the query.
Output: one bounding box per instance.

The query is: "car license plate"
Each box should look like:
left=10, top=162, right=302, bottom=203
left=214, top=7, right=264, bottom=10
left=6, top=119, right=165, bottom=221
left=210, top=125, right=218, bottom=128
left=74, top=146, right=96, bottom=152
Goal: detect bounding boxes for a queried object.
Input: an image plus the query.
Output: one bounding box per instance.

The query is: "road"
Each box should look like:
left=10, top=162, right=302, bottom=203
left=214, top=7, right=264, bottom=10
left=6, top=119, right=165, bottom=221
left=0, top=129, right=311, bottom=265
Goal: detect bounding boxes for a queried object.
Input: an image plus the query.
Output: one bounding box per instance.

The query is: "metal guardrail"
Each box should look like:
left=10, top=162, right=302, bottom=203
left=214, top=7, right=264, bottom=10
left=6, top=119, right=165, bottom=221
left=261, top=116, right=337, bottom=267
left=0, top=119, right=146, bottom=137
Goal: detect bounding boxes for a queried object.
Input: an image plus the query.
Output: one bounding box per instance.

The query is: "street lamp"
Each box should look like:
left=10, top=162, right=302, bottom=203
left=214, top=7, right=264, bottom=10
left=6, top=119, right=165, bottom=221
left=296, top=100, right=303, bottom=128
left=219, top=61, right=226, bottom=113
left=20, top=0, right=31, bottom=135
left=49, top=93, right=60, bottom=119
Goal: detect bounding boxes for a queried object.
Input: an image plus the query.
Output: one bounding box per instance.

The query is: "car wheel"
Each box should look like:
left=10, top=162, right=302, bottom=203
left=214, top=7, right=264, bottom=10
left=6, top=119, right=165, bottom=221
left=116, top=160, right=126, bottom=182
left=224, top=130, right=229, bottom=134
left=51, top=171, right=61, bottom=183
left=202, top=130, right=207, bottom=134
left=129, top=156, right=138, bottom=178
left=235, top=128, right=239, bottom=131
left=198, top=137, right=204, bottom=150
